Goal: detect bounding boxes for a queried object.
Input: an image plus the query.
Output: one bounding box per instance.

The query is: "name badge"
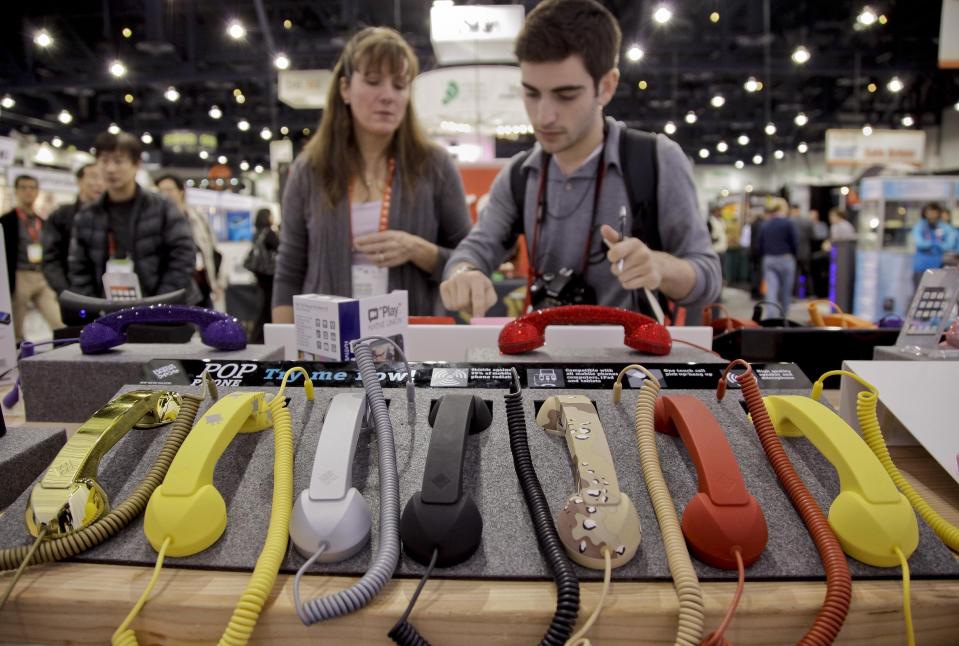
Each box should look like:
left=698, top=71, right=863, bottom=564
left=106, top=258, right=135, bottom=274
left=351, top=264, right=388, bottom=299
left=27, top=243, right=43, bottom=265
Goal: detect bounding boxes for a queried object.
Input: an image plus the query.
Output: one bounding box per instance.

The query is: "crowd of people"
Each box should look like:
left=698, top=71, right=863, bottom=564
left=5, top=0, right=954, bottom=343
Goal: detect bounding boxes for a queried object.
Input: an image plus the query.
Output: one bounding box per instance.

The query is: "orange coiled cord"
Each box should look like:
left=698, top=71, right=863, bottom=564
left=717, top=360, right=851, bottom=645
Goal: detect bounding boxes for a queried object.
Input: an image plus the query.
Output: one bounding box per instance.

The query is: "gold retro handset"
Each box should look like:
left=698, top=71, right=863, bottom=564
left=114, top=368, right=313, bottom=646
left=26, top=390, right=181, bottom=538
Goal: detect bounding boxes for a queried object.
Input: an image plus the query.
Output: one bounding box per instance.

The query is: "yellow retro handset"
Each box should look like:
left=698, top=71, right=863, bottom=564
left=26, top=390, right=181, bottom=539
left=115, top=368, right=314, bottom=646
left=764, top=386, right=919, bottom=646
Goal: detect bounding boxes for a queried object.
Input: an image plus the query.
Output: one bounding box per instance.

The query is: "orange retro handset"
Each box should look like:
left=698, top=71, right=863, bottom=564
left=807, top=300, right=876, bottom=329
left=498, top=304, right=671, bottom=355
left=703, top=303, right=760, bottom=335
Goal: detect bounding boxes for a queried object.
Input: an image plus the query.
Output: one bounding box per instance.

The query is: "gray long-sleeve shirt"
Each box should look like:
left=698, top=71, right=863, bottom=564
left=444, top=117, right=721, bottom=314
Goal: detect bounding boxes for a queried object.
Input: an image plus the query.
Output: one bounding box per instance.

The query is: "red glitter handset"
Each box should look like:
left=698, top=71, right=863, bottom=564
left=497, top=305, right=671, bottom=355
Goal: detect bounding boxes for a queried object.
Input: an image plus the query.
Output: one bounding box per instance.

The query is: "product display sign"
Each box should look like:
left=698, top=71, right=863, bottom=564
left=141, top=359, right=811, bottom=391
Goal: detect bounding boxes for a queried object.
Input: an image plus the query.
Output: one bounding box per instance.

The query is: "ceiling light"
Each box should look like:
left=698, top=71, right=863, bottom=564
left=954, top=101, right=959, bottom=112
left=240, top=161, right=250, bottom=171
left=230, top=178, right=239, bottom=186
left=734, top=160, right=745, bottom=169
left=227, top=20, right=246, bottom=40
left=35, top=144, right=55, bottom=164
left=164, top=86, right=180, bottom=102
left=744, top=77, right=761, bottom=93
left=260, top=127, right=273, bottom=140
left=303, top=128, right=311, bottom=135
left=200, top=179, right=209, bottom=187
left=638, top=80, right=648, bottom=90
left=109, top=60, right=127, bottom=78
left=684, top=111, right=697, bottom=124
left=862, top=124, right=873, bottom=136
left=887, top=76, right=904, bottom=93
left=764, top=122, right=777, bottom=136
left=254, top=164, right=264, bottom=174
left=122, top=27, right=132, bottom=39
left=235, top=94, right=246, bottom=104
left=774, top=149, right=785, bottom=160
left=857, top=6, right=878, bottom=26
left=840, top=186, right=850, bottom=195
left=209, top=105, right=223, bottom=119
left=186, top=179, right=195, bottom=187
left=238, top=119, right=250, bottom=131
left=51, top=136, right=63, bottom=148
left=0, top=95, right=14, bottom=109
left=108, top=123, right=120, bottom=135
left=737, top=134, right=750, bottom=146
left=710, top=11, right=720, bottom=23
left=797, top=141, right=808, bottom=154
left=716, top=141, right=729, bottom=153
left=791, top=45, right=811, bottom=65
left=753, top=154, right=763, bottom=165
left=626, top=45, right=644, bottom=63
left=34, top=30, right=53, bottom=49
left=745, top=184, right=754, bottom=193
left=867, top=82, right=878, bottom=93
left=710, top=94, right=725, bottom=108
left=124, top=93, right=134, bottom=104
left=274, top=53, right=290, bottom=70
left=653, top=4, right=673, bottom=25
left=879, top=14, right=888, bottom=25
left=141, top=132, right=153, bottom=145
left=698, top=148, right=709, bottom=159
left=901, top=115, right=914, bottom=127
left=217, top=155, right=228, bottom=164
left=280, top=126, right=289, bottom=135
left=720, top=188, right=730, bottom=197
left=794, top=112, right=809, bottom=127
left=283, top=19, right=293, bottom=30
left=57, top=109, right=73, bottom=124
left=199, top=150, right=209, bottom=160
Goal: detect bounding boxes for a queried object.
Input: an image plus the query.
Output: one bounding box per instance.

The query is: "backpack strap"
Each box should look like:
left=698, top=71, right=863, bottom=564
left=619, top=128, right=661, bottom=251
left=508, top=149, right=535, bottom=247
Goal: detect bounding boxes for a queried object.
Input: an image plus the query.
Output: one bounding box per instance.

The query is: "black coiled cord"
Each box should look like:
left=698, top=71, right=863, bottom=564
left=505, top=370, right=580, bottom=646
left=388, top=548, right=438, bottom=646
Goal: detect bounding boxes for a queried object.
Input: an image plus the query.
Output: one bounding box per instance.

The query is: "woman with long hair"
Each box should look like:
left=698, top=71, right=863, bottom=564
left=272, top=27, right=472, bottom=320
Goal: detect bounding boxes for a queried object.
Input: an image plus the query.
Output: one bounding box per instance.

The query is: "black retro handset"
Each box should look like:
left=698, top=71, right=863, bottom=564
left=400, top=394, right=491, bottom=567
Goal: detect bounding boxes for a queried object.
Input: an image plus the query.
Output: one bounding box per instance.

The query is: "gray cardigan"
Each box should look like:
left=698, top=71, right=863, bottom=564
left=273, top=146, right=472, bottom=315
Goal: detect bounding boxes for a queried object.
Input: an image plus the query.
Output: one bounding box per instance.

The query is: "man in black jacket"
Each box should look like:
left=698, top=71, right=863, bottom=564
left=68, top=131, right=199, bottom=302
left=42, top=163, right=103, bottom=295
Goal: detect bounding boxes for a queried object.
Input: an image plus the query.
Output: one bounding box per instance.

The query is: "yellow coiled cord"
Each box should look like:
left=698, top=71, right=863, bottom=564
left=113, top=368, right=312, bottom=646
left=614, top=365, right=705, bottom=646
left=811, top=370, right=959, bottom=553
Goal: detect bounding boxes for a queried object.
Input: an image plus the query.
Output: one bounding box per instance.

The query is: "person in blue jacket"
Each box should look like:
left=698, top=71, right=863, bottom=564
left=911, top=202, right=955, bottom=287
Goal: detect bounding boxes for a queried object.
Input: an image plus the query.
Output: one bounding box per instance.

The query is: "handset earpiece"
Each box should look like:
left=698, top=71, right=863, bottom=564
left=400, top=394, right=490, bottom=567
left=144, top=391, right=273, bottom=556
left=26, top=390, right=181, bottom=538
left=537, top=395, right=641, bottom=569
left=290, top=392, right=372, bottom=561
left=763, top=395, right=918, bottom=567
left=654, top=395, right=767, bottom=568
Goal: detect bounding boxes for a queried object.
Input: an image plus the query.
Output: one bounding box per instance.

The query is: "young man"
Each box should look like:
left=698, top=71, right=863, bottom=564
left=1, top=175, right=64, bottom=339
left=42, top=163, right=104, bottom=295
left=68, top=131, right=199, bottom=302
left=156, top=173, right=221, bottom=309
left=440, top=0, right=720, bottom=319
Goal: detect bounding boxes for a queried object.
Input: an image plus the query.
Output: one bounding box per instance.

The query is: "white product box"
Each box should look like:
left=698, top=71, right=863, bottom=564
left=294, top=290, right=408, bottom=361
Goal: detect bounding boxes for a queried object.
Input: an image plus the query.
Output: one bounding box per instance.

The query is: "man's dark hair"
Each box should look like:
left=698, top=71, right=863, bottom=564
left=14, top=174, right=38, bottom=188
left=76, top=163, right=96, bottom=180
left=514, top=0, right=622, bottom=87
left=155, top=173, right=185, bottom=192
left=922, top=202, right=942, bottom=218
left=93, top=130, right=141, bottom=162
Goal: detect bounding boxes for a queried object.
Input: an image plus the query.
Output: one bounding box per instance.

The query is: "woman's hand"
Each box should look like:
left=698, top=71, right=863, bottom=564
left=354, top=230, right=439, bottom=272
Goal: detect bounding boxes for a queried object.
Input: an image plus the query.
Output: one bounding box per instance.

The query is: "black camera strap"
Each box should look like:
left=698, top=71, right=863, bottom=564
left=526, top=129, right=608, bottom=309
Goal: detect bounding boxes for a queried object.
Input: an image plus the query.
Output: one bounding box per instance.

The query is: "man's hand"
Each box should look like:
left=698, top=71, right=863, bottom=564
left=440, top=264, right=497, bottom=317
left=601, top=224, right=662, bottom=291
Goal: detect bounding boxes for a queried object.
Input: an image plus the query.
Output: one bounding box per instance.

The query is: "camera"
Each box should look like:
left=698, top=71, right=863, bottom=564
left=529, top=268, right=596, bottom=309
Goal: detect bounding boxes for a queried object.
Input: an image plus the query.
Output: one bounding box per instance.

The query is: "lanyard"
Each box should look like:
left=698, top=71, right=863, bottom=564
left=526, top=133, right=608, bottom=303
left=16, top=208, right=42, bottom=244
left=348, top=157, right=396, bottom=241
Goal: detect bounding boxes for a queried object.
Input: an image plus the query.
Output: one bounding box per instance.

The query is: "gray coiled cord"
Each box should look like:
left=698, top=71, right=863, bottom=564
left=295, top=338, right=402, bottom=623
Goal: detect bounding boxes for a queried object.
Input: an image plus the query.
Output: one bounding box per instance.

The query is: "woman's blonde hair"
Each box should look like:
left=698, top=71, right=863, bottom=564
left=305, top=27, right=432, bottom=210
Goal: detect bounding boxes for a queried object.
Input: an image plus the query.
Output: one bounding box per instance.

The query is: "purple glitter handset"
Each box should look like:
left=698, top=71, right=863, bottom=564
left=80, top=304, right=247, bottom=354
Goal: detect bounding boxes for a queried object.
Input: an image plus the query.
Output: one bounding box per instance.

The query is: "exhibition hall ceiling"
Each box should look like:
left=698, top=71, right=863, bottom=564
left=0, top=0, right=955, bottom=169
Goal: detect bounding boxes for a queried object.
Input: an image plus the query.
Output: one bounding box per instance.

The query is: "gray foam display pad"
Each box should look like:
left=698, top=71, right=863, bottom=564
left=0, top=427, right=67, bottom=511
left=1, top=384, right=958, bottom=584
left=20, top=342, right=284, bottom=423
left=468, top=345, right=717, bottom=363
